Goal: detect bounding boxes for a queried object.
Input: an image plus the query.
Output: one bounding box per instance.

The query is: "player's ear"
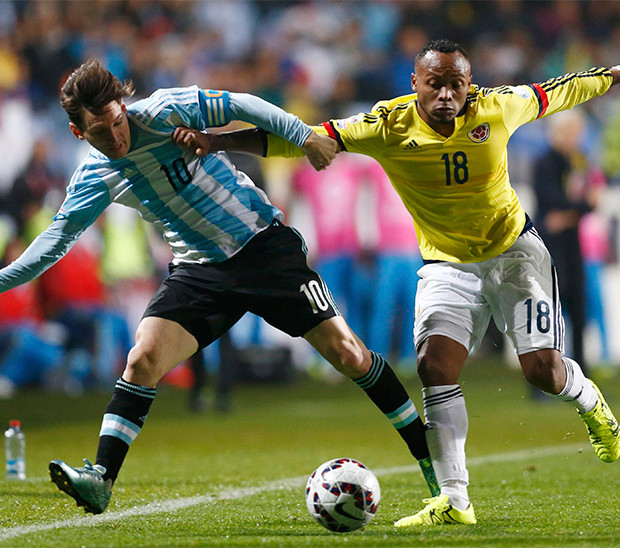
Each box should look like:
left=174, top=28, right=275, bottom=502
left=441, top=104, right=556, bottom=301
left=411, top=72, right=417, bottom=92
left=69, top=122, right=85, bottom=140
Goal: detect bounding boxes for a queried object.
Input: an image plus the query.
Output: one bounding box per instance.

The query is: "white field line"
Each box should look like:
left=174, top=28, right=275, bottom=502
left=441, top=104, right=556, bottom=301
left=0, top=443, right=584, bottom=541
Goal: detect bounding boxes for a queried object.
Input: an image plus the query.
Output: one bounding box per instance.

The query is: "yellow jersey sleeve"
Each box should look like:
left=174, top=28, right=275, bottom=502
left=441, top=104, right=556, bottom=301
left=266, top=131, right=310, bottom=159
left=495, top=67, right=613, bottom=134
left=265, top=123, right=334, bottom=158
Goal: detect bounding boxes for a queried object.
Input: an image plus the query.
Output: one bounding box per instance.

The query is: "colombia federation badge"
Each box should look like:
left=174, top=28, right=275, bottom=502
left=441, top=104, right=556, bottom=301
left=468, top=122, right=490, bottom=143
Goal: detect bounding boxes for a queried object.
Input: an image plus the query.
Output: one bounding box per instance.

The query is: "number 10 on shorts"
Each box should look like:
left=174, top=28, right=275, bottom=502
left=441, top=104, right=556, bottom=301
left=300, top=281, right=330, bottom=314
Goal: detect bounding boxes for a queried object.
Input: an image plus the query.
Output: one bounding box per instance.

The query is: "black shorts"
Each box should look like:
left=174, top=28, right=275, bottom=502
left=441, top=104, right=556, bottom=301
left=143, top=220, right=340, bottom=348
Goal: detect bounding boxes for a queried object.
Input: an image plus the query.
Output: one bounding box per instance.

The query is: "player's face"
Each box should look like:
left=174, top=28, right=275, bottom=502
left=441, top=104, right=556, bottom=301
left=70, top=101, right=131, bottom=159
left=411, top=51, right=471, bottom=134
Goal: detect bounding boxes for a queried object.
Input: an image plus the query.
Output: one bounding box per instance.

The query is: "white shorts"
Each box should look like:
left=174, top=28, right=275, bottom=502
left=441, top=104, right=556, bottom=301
left=414, top=229, right=564, bottom=356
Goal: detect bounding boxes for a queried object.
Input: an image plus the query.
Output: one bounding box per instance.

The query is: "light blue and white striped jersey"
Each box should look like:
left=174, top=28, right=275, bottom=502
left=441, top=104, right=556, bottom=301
left=59, top=87, right=282, bottom=264
left=0, top=87, right=312, bottom=291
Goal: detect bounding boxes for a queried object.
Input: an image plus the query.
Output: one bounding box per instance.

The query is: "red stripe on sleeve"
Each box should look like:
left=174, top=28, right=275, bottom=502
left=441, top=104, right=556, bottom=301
left=322, top=121, right=337, bottom=140
left=532, top=83, right=549, bottom=118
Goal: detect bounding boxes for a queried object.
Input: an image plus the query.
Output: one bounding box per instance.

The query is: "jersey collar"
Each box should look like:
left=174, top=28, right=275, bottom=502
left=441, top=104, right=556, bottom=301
left=413, top=99, right=468, bottom=140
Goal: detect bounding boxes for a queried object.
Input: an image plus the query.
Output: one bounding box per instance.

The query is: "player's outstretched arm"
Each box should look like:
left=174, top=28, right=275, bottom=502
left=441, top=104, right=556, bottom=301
left=610, top=65, right=620, bottom=86
left=228, top=92, right=338, bottom=169
left=0, top=219, right=81, bottom=294
left=173, top=126, right=337, bottom=171
left=172, top=127, right=265, bottom=157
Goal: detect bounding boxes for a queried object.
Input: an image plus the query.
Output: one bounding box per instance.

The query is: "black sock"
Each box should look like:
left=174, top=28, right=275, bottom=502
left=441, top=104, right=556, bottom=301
left=354, top=351, right=429, bottom=460
left=96, top=378, right=156, bottom=483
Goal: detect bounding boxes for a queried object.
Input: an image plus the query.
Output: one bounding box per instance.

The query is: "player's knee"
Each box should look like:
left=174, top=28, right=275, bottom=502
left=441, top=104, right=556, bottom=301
left=415, top=336, right=468, bottom=385
left=329, top=338, right=368, bottom=378
left=417, top=353, right=437, bottom=383
left=417, top=350, right=459, bottom=385
left=124, top=342, right=161, bottom=386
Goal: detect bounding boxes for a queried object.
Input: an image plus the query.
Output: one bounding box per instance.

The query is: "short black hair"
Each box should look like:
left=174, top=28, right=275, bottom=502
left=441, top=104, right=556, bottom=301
left=414, top=39, right=469, bottom=66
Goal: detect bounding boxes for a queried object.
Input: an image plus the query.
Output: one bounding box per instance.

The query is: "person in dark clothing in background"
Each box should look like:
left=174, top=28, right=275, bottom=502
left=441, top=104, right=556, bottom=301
left=533, top=109, right=597, bottom=374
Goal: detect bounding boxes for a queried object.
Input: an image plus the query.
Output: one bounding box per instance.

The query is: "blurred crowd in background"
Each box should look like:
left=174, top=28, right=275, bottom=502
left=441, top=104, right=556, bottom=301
left=1, top=0, right=619, bottom=404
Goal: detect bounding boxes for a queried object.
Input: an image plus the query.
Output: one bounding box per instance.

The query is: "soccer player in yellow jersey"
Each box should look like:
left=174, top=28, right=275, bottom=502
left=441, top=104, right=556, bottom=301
left=174, top=39, right=620, bottom=528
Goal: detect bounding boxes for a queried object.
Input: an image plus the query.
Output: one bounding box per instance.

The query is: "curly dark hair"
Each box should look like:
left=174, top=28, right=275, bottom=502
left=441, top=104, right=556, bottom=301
left=60, top=59, right=135, bottom=129
left=414, top=39, right=470, bottom=66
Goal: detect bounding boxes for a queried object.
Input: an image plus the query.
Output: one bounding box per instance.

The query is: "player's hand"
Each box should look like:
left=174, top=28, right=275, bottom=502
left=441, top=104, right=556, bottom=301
left=301, top=131, right=338, bottom=171
left=172, top=127, right=214, bottom=157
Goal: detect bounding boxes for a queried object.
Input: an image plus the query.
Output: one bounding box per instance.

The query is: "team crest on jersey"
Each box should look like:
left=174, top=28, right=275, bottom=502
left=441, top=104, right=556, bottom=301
left=468, top=123, right=490, bottom=143
left=336, top=114, right=363, bottom=129
left=124, top=167, right=138, bottom=179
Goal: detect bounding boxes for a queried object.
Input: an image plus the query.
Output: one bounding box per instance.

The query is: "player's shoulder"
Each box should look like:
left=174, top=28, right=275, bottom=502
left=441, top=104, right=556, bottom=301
left=335, top=94, right=416, bottom=132
left=371, top=94, right=417, bottom=118
left=69, top=150, right=116, bottom=189
left=132, top=85, right=202, bottom=108
left=329, top=95, right=416, bottom=136
left=128, top=85, right=201, bottom=124
left=465, top=83, right=538, bottom=121
left=471, top=83, right=536, bottom=104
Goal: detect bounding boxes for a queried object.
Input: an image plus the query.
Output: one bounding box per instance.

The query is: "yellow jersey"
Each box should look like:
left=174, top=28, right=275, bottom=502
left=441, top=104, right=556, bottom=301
left=267, top=67, right=612, bottom=263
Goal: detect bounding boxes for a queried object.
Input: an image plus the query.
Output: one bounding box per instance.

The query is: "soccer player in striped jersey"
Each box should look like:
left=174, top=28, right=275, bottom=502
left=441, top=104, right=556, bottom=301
left=0, top=59, right=438, bottom=514
left=178, top=39, right=620, bottom=527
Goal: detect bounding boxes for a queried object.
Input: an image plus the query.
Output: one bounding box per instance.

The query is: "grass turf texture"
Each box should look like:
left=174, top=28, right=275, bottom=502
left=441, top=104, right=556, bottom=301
left=1, top=358, right=619, bottom=547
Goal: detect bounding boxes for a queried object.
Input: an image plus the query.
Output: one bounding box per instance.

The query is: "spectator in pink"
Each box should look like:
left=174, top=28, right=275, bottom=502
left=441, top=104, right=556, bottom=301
left=365, top=159, right=423, bottom=366
left=578, top=167, right=611, bottom=363
left=292, top=154, right=367, bottom=338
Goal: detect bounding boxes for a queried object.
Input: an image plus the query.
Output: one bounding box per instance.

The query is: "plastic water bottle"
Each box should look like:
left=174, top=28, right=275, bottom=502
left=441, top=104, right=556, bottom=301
left=5, top=420, right=26, bottom=480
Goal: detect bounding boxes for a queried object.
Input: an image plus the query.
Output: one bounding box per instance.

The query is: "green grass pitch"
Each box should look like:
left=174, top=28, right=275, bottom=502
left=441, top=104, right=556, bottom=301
left=1, top=358, right=619, bottom=547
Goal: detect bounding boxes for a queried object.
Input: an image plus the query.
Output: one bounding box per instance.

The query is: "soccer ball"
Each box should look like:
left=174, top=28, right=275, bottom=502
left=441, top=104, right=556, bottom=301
left=305, top=457, right=380, bottom=533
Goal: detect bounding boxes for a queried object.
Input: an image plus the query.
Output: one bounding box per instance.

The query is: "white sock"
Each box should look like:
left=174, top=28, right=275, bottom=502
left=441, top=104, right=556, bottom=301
left=423, top=384, right=470, bottom=510
left=557, top=357, right=598, bottom=414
